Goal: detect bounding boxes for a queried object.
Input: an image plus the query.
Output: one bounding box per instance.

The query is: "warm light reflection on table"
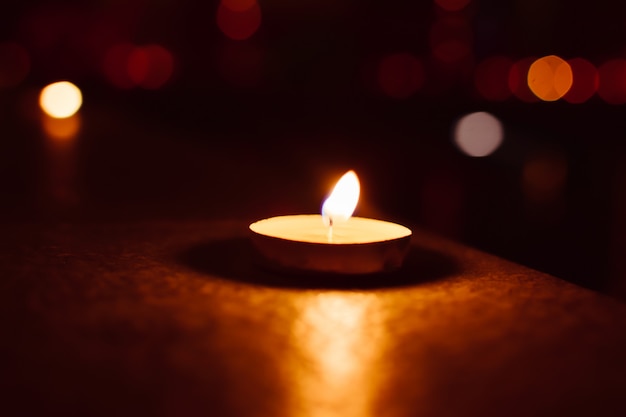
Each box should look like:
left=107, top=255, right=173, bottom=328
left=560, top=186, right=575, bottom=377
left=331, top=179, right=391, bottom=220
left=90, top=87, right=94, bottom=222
left=1, top=221, right=626, bottom=417
left=290, top=293, right=382, bottom=417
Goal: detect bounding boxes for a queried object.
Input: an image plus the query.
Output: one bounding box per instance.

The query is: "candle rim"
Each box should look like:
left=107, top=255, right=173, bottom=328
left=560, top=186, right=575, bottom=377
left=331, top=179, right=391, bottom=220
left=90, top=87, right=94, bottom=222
left=249, top=214, right=412, bottom=245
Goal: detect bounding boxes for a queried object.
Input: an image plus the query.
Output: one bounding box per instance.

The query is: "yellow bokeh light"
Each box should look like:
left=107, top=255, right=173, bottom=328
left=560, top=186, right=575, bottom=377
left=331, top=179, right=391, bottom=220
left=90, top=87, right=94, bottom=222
left=39, top=81, right=83, bottom=118
left=527, top=55, right=573, bottom=101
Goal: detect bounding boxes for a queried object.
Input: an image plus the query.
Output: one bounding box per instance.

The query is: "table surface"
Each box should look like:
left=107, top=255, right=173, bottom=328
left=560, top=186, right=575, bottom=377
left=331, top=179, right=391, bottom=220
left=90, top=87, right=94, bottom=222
left=2, top=220, right=625, bottom=417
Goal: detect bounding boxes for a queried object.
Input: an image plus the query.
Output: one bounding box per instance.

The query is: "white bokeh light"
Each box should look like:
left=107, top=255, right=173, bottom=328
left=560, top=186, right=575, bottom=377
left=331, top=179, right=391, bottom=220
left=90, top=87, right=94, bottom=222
left=453, top=111, right=504, bottom=157
left=39, top=81, right=83, bottom=118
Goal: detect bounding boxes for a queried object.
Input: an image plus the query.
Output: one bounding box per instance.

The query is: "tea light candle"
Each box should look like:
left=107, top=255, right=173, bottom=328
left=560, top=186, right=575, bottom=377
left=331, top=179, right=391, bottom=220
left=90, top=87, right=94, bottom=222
left=249, top=171, right=412, bottom=274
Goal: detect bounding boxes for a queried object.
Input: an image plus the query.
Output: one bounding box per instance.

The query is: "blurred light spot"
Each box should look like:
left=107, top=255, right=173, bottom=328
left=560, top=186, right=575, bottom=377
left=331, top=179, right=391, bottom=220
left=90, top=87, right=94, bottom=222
left=39, top=81, right=83, bottom=118
left=454, top=111, right=504, bottom=157
left=217, top=1, right=262, bottom=41
left=474, top=56, right=513, bottom=101
left=222, top=0, right=257, bottom=12
left=103, top=43, right=136, bottom=89
left=377, top=53, right=424, bottom=99
left=128, top=45, right=175, bottom=89
left=508, top=57, right=539, bottom=102
left=527, top=55, right=572, bottom=101
left=218, top=42, right=264, bottom=86
left=42, top=113, right=81, bottom=142
left=597, top=59, right=626, bottom=104
left=563, top=58, right=598, bottom=104
left=0, top=42, right=30, bottom=89
left=435, top=0, right=471, bottom=12
left=429, top=17, right=472, bottom=63
left=523, top=149, right=568, bottom=204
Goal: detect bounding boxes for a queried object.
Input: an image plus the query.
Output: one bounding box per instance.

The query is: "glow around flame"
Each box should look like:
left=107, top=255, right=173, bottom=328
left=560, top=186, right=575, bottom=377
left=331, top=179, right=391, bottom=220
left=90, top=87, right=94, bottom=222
left=322, top=170, right=360, bottom=226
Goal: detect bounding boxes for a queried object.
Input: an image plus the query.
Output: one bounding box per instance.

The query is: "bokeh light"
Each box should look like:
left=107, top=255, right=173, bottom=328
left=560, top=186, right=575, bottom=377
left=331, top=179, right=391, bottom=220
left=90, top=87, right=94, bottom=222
left=527, top=55, right=573, bottom=101
left=429, top=16, right=472, bottom=63
left=563, top=58, right=598, bottom=104
left=0, top=42, right=30, bottom=89
left=474, top=56, right=513, bottom=101
left=217, top=0, right=262, bottom=41
left=39, top=81, right=83, bottom=118
left=128, top=45, right=175, bottom=89
left=508, top=57, right=539, bottom=102
left=597, top=59, right=626, bottom=104
left=435, top=0, right=471, bottom=12
left=377, top=53, right=424, bottom=99
left=454, top=111, right=504, bottom=157
left=104, top=43, right=174, bottom=89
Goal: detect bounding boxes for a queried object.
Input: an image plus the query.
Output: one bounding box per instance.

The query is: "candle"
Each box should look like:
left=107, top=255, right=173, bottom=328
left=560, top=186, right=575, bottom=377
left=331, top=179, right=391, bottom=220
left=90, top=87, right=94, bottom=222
left=249, top=171, right=412, bottom=274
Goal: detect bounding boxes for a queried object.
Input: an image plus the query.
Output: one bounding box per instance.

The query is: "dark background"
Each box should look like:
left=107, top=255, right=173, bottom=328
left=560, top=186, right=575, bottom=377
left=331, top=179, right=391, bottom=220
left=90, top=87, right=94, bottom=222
left=2, top=0, right=626, bottom=300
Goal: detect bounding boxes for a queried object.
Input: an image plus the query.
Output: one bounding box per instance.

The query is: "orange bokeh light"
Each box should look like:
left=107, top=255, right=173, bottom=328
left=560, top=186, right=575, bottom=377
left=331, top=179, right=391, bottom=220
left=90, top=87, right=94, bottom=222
left=217, top=1, right=262, bottom=41
left=527, top=55, right=573, bottom=101
left=563, top=58, right=598, bottom=104
left=377, top=53, right=424, bottom=99
left=597, top=59, right=626, bottom=105
left=474, top=56, right=513, bottom=101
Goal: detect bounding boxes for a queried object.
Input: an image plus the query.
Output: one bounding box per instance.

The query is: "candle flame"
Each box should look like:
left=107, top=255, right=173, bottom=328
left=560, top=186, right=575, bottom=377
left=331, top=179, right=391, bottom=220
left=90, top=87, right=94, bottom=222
left=322, top=170, right=360, bottom=227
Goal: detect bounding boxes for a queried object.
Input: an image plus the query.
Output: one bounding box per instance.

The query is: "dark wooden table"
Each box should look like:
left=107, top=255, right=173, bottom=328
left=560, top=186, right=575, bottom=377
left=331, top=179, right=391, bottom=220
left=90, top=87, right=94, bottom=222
left=2, top=220, right=625, bottom=417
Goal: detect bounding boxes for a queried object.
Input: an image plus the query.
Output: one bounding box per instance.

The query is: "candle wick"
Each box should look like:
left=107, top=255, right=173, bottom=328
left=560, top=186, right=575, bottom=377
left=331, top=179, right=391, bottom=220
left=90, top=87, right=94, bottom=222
left=327, top=218, right=333, bottom=242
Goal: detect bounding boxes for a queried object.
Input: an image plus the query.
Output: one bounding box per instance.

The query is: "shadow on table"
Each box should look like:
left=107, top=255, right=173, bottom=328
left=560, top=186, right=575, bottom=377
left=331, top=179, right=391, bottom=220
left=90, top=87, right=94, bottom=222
left=178, top=237, right=459, bottom=290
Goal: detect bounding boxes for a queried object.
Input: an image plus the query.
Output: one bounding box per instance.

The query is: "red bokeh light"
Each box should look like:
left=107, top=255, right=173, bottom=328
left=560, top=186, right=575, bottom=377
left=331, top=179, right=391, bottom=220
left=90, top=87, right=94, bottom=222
left=217, top=1, right=262, bottom=41
left=597, top=59, right=626, bottom=105
left=563, top=58, right=598, bottom=104
left=377, top=53, right=424, bottom=99
left=0, top=42, right=30, bottom=89
left=508, top=57, right=539, bottom=102
left=103, top=43, right=174, bottom=89
left=128, top=45, right=175, bottom=89
left=474, top=56, right=513, bottom=101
